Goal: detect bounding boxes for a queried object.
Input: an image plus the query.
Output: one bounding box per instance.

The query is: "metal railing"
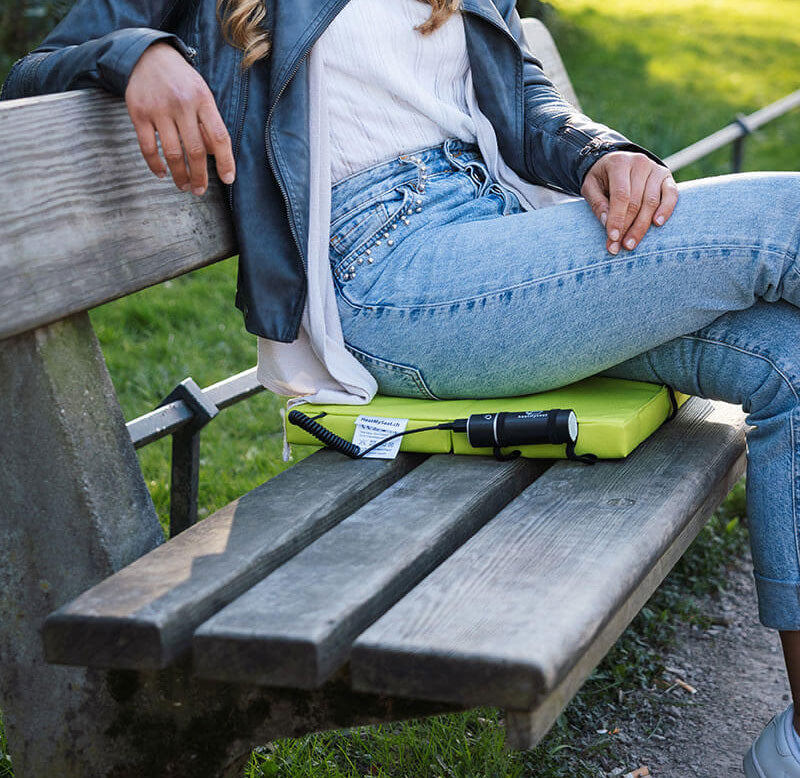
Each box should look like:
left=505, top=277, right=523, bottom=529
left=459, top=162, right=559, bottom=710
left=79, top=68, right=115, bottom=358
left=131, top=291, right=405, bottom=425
left=664, top=90, right=800, bottom=173
left=128, top=368, right=265, bottom=536
left=129, top=88, right=800, bottom=538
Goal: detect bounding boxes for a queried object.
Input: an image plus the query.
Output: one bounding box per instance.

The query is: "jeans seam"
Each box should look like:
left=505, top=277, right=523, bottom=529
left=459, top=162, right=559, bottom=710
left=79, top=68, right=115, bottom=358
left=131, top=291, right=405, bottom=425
left=344, top=343, right=441, bottom=400
left=676, top=335, right=800, bottom=401
left=330, top=178, right=418, bottom=226
left=786, top=223, right=800, bottom=279
left=678, top=333, right=800, bottom=579
left=793, top=408, right=799, bottom=578
left=358, top=242, right=785, bottom=312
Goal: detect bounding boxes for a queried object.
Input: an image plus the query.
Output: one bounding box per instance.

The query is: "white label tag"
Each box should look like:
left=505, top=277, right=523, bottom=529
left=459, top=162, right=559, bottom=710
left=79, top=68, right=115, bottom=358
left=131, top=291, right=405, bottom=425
left=352, top=415, right=409, bottom=459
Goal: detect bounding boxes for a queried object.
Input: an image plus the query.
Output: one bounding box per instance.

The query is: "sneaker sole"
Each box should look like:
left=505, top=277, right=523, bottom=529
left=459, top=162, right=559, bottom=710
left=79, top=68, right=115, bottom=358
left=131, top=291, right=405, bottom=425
left=744, top=745, right=767, bottom=778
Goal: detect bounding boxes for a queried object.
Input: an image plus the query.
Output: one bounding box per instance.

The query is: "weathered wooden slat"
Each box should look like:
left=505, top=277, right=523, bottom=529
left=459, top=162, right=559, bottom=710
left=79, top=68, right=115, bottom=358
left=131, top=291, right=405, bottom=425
left=350, top=398, right=747, bottom=710
left=0, top=19, right=577, bottom=344
left=521, top=18, right=581, bottom=110
left=193, top=455, right=549, bottom=687
left=0, top=90, right=235, bottom=341
left=504, top=446, right=746, bottom=750
left=42, top=450, right=424, bottom=669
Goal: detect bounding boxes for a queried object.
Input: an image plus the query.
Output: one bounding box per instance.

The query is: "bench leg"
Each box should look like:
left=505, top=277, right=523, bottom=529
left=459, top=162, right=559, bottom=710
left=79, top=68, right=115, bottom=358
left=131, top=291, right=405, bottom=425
left=0, top=313, right=165, bottom=777
left=0, top=314, right=465, bottom=777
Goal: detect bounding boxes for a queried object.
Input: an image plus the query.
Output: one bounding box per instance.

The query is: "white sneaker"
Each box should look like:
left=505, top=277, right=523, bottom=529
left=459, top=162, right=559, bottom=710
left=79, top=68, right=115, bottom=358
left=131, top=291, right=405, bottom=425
left=745, top=704, right=800, bottom=777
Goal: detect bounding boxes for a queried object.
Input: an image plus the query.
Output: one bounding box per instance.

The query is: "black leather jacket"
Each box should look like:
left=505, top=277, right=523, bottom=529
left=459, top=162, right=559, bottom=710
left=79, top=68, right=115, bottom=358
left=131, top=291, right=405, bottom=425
left=1, top=0, right=663, bottom=341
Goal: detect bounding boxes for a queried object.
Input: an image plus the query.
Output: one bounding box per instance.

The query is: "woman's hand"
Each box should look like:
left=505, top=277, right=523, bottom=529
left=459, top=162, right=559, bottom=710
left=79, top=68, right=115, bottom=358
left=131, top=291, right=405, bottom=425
left=580, top=151, right=678, bottom=255
left=125, top=42, right=236, bottom=195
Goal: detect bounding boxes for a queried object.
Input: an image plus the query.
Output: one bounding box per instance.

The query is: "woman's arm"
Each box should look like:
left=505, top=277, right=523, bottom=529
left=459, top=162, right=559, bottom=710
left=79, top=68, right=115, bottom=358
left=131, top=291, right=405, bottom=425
left=1, top=0, right=235, bottom=194
left=493, top=0, right=677, bottom=252
left=0, top=0, right=194, bottom=100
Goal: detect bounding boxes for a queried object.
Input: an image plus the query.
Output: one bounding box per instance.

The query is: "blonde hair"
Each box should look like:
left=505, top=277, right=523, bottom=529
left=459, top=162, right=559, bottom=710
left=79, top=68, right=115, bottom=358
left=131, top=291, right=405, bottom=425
left=217, top=0, right=462, bottom=69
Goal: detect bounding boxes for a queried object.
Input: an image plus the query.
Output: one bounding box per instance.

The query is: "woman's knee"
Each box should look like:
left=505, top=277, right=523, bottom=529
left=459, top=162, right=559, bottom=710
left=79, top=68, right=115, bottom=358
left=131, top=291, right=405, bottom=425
left=601, top=301, right=800, bottom=421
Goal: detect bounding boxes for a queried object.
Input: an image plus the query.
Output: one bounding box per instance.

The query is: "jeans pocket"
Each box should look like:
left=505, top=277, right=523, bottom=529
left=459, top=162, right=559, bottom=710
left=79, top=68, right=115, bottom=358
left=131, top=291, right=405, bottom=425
left=329, top=184, right=413, bottom=277
left=345, top=343, right=440, bottom=400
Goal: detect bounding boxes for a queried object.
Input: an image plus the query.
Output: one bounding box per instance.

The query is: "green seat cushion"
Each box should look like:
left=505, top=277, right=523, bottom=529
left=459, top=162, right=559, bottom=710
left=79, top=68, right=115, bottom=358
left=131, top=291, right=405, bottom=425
left=287, top=377, right=691, bottom=460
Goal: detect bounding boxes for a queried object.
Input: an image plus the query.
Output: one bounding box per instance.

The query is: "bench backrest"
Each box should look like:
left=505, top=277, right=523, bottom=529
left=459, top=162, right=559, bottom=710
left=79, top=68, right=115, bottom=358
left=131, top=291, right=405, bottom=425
left=0, top=18, right=576, bottom=342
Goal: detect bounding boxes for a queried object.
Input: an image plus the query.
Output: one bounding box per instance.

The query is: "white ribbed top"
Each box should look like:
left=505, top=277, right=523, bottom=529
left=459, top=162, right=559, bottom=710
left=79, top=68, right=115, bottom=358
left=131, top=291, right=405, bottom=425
left=257, top=4, right=578, bottom=411
left=316, top=0, right=478, bottom=183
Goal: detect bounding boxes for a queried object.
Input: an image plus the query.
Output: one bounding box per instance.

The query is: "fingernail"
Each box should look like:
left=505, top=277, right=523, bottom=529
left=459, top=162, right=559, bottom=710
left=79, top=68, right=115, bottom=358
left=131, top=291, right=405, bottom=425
left=222, top=172, right=235, bottom=185
left=655, top=214, right=665, bottom=226
left=609, top=229, right=619, bottom=241
left=600, top=212, right=607, bottom=226
left=180, top=183, right=191, bottom=192
left=625, top=238, right=636, bottom=250
left=192, top=186, right=205, bottom=196
left=156, top=171, right=166, bottom=179
left=609, top=242, right=620, bottom=255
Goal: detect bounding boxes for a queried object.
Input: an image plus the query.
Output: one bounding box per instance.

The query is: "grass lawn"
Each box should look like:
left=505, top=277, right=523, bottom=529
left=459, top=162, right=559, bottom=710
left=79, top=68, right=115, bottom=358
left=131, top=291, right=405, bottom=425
left=2, top=0, right=798, bottom=775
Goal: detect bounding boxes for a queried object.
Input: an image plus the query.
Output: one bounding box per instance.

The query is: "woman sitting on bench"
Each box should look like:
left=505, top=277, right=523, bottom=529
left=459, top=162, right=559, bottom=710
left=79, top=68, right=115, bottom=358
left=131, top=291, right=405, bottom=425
left=3, top=0, right=799, bottom=773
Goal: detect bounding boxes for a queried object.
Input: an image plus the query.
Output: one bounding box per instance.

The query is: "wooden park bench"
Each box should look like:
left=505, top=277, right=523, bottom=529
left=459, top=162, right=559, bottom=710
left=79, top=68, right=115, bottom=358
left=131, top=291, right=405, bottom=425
left=5, top=16, right=797, bottom=778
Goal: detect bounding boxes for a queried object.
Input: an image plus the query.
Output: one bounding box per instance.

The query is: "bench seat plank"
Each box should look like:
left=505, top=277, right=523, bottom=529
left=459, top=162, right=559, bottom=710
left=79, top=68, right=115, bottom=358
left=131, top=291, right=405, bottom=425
left=42, top=450, right=423, bottom=669
left=503, top=442, right=745, bottom=750
left=193, top=455, right=547, bottom=688
left=350, top=398, right=747, bottom=710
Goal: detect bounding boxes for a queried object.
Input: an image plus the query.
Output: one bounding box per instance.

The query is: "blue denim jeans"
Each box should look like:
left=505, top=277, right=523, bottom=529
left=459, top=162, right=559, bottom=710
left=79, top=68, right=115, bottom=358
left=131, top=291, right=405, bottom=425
left=329, top=137, right=800, bottom=629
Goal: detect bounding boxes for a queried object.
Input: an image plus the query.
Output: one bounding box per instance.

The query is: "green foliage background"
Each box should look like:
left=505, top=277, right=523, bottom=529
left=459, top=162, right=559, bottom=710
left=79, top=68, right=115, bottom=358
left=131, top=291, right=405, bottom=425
left=0, top=0, right=72, bottom=76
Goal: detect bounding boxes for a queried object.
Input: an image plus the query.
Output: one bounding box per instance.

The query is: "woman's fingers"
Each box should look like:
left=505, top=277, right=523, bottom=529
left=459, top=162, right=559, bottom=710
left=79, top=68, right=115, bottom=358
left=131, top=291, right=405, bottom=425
left=177, top=112, right=210, bottom=195
left=132, top=119, right=167, bottom=179
left=198, top=101, right=236, bottom=185
left=654, top=175, right=679, bottom=226
left=156, top=119, right=191, bottom=192
left=621, top=168, right=666, bottom=250
left=618, top=157, right=651, bottom=249
left=126, top=42, right=235, bottom=194
left=583, top=151, right=680, bottom=255
left=604, top=162, right=632, bottom=255
left=580, top=173, right=610, bottom=228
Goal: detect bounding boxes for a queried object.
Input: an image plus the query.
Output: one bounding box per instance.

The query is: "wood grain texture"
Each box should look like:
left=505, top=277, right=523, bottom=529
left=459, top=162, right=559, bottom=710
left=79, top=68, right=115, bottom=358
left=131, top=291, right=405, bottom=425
left=0, top=17, right=570, bottom=343
left=0, top=90, right=235, bottom=341
left=42, top=450, right=424, bottom=669
left=350, top=399, right=747, bottom=709
left=504, top=448, right=746, bottom=750
left=193, top=455, right=548, bottom=688
left=520, top=19, right=582, bottom=110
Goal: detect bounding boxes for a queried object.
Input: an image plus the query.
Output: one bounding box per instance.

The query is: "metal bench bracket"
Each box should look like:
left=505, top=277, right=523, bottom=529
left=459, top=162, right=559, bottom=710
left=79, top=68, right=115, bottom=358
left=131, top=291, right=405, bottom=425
left=158, top=377, right=220, bottom=536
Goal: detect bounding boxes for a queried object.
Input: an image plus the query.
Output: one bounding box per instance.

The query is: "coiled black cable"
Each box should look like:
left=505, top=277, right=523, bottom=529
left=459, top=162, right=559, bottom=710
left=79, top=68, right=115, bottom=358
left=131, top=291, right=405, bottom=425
left=288, top=410, right=362, bottom=458
left=288, top=407, right=601, bottom=464
left=288, top=410, right=450, bottom=459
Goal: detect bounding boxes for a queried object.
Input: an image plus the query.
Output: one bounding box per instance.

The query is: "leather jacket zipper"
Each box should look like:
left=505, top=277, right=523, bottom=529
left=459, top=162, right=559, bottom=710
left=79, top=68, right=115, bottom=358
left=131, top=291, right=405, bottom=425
left=263, top=0, right=350, bottom=275
left=228, top=59, right=250, bottom=211
left=557, top=124, right=610, bottom=156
